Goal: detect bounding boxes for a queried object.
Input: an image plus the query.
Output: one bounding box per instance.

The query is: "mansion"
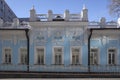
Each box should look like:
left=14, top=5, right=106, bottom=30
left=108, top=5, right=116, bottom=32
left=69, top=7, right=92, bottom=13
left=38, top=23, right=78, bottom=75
left=0, top=6, right=120, bottom=73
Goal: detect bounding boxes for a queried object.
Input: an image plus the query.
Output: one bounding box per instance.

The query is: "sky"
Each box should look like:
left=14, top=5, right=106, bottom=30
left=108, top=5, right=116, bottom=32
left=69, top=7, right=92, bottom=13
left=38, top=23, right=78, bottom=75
left=5, top=0, right=117, bottom=21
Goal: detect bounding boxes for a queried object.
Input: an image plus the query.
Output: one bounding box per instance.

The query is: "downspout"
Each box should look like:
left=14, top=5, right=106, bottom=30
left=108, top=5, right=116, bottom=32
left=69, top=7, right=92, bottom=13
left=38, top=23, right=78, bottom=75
left=88, top=29, right=92, bottom=72
left=25, top=29, right=29, bottom=72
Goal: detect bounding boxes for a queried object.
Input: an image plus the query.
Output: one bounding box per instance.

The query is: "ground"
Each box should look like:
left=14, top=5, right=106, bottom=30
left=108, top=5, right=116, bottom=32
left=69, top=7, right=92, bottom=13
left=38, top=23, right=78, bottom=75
left=0, top=78, right=120, bottom=80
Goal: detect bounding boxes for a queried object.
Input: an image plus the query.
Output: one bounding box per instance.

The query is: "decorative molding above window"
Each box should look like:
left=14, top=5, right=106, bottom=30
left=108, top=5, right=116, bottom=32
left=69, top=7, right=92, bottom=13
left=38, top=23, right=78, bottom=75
left=53, top=31, right=63, bottom=41
left=101, top=36, right=107, bottom=45
left=72, top=31, right=81, bottom=40
left=35, top=32, right=46, bottom=42
left=36, top=36, right=44, bottom=41
left=72, top=35, right=81, bottom=41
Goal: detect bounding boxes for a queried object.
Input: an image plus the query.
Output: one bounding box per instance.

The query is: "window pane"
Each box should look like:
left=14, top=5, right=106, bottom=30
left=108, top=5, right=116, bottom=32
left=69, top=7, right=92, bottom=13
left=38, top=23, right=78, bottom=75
left=38, top=56, right=40, bottom=64
left=9, top=54, right=11, bottom=63
left=94, top=53, right=97, bottom=64
left=112, top=53, right=115, bottom=64
left=76, top=55, right=79, bottom=64
left=25, top=54, right=27, bottom=64
left=59, top=55, right=61, bottom=64
left=55, top=55, right=57, bottom=64
left=5, top=54, right=7, bottom=63
left=90, top=53, right=94, bottom=64
left=108, top=54, right=111, bottom=64
left=72, top=55, right=75, bottom=64
left=41, top=55, right=44, bottom=64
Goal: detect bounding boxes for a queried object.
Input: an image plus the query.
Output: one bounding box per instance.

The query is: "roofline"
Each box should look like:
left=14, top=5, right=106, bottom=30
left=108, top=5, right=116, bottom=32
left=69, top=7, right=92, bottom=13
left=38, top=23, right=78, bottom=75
left=0, top=28, right=29, bottom=30
left=4, top=0, right=17, bottom=18
left=88, top=28, right=120, bottom=30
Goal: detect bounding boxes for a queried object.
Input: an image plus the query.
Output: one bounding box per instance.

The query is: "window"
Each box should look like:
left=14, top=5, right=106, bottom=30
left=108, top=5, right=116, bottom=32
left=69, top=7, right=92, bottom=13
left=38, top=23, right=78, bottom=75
left=36, top=48, right=44, bottom=65
left=108, top=49, right=116, bottom=65
left=90, top=48, right=99, bottom=65
left=20, top=48, right=27, bottom=65
left=54, top=47, right=63, bottom=65
left=1, top=1, right=3, bottom=5
left=71, top=47, right=80, bottom=65
left=3, top=48, right=12, bottom=64
left=1, top=9, right=3, bottom=13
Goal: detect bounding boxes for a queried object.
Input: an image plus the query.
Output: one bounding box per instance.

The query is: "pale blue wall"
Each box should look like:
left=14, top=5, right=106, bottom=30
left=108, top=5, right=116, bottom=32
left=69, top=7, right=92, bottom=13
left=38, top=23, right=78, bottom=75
left=0, top=36, right=28, bottom=71
left=90, top=39, right=120, bottom=72
left=29, top=32, right=88, bottom=72
left=0, top=30, right=120, bottom=72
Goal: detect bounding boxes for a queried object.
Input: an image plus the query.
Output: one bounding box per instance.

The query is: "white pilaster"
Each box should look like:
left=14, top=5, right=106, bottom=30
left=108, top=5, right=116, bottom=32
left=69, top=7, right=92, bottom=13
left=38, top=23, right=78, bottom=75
left=0, top=18, right=3, bottom=27
left=81, top=4, right=88, bottom=21
left=64, top=9, right=69, bottom=21
left=13, top=18, right=19, bottom=27
left=99, top=17, right=106, bottom=28
left=48, top=10, right=53, bottom=21
left=30, top=6, right=36, bottom=21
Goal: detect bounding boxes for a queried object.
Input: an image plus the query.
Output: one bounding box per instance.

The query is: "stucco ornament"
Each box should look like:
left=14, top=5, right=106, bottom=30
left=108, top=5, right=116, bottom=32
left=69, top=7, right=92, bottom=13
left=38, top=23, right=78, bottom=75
left=117, top=18, right=120, bottom=27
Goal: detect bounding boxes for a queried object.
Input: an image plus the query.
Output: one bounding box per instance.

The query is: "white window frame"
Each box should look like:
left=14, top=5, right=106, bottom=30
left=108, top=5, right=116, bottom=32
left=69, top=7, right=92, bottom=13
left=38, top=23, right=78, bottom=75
left=107, top=47, right=118, bottom=65
left=52, top=46, right=64, bottom=65
left=2, top=47, right=12, bottom=64
left=19, top=47, right=27, bottom=65
left=90, top=47, right=99, bottom=65
left=70, top=46, right=82, bottom=65
left=34, top=46, right=46, bottom=65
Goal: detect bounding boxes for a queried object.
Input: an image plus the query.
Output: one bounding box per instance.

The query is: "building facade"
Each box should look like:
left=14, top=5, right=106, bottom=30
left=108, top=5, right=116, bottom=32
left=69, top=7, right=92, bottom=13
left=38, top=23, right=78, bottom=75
left=0, top=0, right=17, bottom=22
left=0, top=6, right=120, bottom=73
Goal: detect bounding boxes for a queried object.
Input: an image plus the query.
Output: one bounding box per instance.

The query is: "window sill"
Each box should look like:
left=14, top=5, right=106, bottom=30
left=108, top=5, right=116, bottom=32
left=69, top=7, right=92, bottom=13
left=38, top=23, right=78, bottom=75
left=90, top=64, right=100, bottom=66
left=18, top=63, right=27, bottom=65
left=52, top=40, right=64, bottom=42
left=51, top=64, right=64, bottom=66
left=70, top=64, right=82, bottom=66
left=106, top=64, right=118, bottom=66
left=2, top=63, right=13, bottom=65
left=34, top=64, right=45, bottom=66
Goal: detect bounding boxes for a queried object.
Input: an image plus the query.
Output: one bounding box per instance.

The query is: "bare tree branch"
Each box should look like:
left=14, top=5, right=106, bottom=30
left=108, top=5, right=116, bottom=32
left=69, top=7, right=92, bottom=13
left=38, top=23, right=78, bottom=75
left=108, top=0, right=120, bottom=18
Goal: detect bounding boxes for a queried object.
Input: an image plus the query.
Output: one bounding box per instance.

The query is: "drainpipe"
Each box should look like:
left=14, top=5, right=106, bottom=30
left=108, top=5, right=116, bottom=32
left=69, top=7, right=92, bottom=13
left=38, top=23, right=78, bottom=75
left=25, top=29, right=29, bottom=72
left=88, top=29, right=92, bottom=72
